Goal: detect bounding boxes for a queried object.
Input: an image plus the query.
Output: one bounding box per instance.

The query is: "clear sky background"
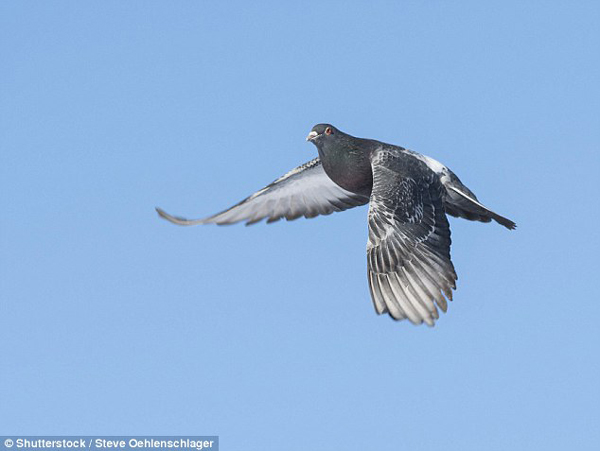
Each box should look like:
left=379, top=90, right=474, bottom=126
left=1, top=1, right=599, bottom=450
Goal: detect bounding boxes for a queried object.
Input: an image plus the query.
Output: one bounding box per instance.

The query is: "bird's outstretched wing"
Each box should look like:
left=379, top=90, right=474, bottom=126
left=367, top=149, right=457, bottom=326
left=156, top=157, right=369, bottom=226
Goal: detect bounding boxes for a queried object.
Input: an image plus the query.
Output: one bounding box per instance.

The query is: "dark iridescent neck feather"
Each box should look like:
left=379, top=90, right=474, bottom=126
left=315, top=134, right=375, bottom=197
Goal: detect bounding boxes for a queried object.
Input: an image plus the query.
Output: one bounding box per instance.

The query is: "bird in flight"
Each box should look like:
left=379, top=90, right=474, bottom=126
left=157, top=124, right=515, bottom=326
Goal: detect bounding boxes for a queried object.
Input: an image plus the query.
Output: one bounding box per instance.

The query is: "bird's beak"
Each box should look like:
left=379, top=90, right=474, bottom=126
left=306, top=131, right=319, bottom=141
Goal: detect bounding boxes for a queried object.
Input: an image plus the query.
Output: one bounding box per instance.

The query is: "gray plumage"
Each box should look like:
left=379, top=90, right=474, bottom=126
left=157, top=124, right=515, bottom=326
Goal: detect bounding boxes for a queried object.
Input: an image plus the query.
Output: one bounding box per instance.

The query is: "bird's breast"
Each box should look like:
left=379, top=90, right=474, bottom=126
left=319, top=150, right=373, bottom=197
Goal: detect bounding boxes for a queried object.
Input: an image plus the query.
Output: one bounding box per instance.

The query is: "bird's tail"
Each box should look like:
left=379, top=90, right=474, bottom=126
left=443, top=185, right=516, bottom=230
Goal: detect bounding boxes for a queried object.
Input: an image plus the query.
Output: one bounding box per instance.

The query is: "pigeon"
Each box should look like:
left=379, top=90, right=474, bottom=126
left=157, top=124, right=515, bottom=326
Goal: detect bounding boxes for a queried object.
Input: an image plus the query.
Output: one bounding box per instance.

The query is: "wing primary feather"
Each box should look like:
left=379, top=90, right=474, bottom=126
left=368, top=271, right=388, bottom=315
left=155, top=208, right=206, bottom=226
left=405, top=262, right=446, bottom=313
left=377, top=274, right=406, bottom=320
left=393, top=271, right=433, bottom=326
left=401, top=266, right=438, bottom=318
left=386, top=273, right=422, bottom=325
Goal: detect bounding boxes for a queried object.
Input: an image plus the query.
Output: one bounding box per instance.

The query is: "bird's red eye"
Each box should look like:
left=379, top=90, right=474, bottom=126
left=325, top=127, right=332, bottom=135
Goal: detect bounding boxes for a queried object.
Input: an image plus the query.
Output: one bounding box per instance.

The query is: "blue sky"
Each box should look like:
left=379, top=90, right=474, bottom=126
left=1, top=1, right=598, bottom=450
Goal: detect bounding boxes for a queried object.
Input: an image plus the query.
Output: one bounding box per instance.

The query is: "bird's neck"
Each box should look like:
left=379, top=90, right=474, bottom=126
left=317, top=140, right=373, bottom=196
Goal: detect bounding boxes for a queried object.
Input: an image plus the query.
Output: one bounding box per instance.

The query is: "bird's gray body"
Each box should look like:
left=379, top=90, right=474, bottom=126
left=316, top=126, right=515, bottom=229
left=157, top=124, right=515, bottom=326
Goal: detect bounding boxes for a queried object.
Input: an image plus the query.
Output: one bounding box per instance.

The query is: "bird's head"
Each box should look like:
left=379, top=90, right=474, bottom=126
left=306, top=124, right=340, bottom=146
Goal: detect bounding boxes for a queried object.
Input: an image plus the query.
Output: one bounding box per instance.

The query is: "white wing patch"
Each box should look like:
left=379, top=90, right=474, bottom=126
left=419, top=155, right=446, bottom=174
left=403, top=149, right=451, bottom=184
